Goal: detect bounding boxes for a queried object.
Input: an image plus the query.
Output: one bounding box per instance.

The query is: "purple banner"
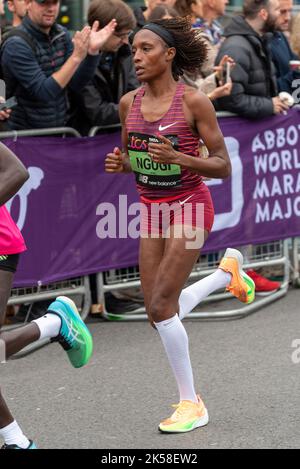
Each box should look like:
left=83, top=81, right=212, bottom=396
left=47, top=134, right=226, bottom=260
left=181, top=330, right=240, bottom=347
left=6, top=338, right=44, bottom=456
left=4, top=108, right=300, bottom=287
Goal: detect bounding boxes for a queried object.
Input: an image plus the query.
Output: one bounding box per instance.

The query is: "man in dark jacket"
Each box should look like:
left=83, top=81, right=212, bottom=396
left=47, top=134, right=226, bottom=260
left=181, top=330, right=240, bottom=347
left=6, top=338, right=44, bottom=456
left=215, top=0, right=289, bottom=118
left=68, top=0, right=139, bottom=136
left=271, top=0, right=300, bottom=93
left=0, top=0, right=116, bottom=130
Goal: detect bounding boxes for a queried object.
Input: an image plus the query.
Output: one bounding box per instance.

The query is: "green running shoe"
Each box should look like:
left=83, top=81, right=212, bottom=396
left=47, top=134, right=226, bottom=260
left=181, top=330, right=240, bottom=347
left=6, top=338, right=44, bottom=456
left=1, top=440, right=37, bottom=449
left=49, top=296, right=93, bottom=368
left=159, top=395, right=209, bottom=433
left=219, top=248, right=255, bottom=304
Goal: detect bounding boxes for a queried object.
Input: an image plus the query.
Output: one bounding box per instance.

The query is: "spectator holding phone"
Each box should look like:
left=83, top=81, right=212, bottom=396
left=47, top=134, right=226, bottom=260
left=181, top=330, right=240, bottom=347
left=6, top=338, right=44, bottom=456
left=175, top=0, right=234, bottom=101
left=0, top=0, right=117, bottom=130
left=190, top=0, right=228, bottom=80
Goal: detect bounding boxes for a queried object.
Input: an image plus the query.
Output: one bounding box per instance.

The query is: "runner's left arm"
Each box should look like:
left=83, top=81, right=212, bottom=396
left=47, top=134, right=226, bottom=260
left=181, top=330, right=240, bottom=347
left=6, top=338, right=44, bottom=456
left=0, top=142, right=29, bottom=206
left=119, top=92, right=134, bottom=173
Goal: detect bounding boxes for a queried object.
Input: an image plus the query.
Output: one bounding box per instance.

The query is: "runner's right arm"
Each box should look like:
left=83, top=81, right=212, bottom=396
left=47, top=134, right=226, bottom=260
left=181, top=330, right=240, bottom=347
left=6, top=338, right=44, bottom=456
left=0, top=142, right=29, bottom=206
left=105, top=91, right=136, bottom=174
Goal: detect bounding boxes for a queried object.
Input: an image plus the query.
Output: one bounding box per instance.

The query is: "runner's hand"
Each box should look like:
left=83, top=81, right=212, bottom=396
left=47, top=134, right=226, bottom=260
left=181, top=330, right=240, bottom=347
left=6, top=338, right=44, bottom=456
left=148, top=135, right=179, bottom=164
left=105, top=147, right=125, bottom=173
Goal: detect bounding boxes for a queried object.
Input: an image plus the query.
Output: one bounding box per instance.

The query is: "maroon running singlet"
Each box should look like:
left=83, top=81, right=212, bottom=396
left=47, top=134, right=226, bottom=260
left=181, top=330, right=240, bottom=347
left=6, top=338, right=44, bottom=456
left=126, top=82, right=215, bottom=234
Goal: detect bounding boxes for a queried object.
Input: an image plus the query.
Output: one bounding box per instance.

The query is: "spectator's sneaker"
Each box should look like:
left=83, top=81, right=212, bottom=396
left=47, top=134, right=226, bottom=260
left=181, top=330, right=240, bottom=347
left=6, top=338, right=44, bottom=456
left=1, top=440, right=37, bottom=449
left=219, top=248, right=255, bottom=304
left=246, top=270, right=280, bottom=296
left=159, top=395, right=209, bottom=433
left=49, top=296, right=93, bottom=368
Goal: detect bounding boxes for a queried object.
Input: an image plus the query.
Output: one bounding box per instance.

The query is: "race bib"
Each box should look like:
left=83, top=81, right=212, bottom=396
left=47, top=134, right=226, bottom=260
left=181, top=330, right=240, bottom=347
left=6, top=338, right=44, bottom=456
left=128, top=133, right=182, bottom=188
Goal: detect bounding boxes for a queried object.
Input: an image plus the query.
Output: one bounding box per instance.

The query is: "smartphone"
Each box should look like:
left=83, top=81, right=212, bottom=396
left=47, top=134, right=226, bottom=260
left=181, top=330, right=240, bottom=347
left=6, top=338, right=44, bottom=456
left=0, top=96, right=18, bottom=111
left=222, top=62, right=231, bottom=84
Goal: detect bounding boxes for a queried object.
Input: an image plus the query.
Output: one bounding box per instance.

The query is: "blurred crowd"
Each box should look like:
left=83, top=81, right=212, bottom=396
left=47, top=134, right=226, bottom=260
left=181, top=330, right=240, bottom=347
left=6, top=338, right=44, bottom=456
left=0, top=0, right=299, bottom=132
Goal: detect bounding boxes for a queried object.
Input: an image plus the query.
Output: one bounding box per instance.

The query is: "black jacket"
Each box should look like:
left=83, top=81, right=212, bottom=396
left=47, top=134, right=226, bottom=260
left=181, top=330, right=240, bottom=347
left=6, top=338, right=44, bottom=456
left=214, top=16, right=277, bottom=118
left=271, top=31, right=300, bottom=94
left=68, top=45, right=139, bottom=135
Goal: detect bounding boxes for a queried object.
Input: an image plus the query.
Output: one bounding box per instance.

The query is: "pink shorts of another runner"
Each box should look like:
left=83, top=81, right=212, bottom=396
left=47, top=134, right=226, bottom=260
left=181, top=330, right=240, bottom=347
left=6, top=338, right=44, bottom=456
left=140, top=183, right=215, bottom=237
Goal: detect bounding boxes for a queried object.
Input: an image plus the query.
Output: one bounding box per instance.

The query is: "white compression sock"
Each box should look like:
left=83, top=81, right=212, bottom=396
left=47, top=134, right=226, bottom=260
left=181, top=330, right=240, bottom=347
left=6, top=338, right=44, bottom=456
left=32, top=313, right=61, bottom=340
left=179, top=269, right=232, bottom=320
left=154, top=314, right=197, bottom=403
left=0, top=420, right=30, bottom=448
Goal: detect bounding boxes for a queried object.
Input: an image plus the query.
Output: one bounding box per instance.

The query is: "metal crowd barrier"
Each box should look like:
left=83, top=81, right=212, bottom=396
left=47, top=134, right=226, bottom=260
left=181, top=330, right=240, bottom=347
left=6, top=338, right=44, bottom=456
left=0, top=127, right=81, bottom=139
left=88, top=123, right=122, bottom=137
left=5, top=276, right=92, bottom=357
left=91, top=117, right=290, bottom=321
left=96, top=240, right=290, bottom=321
left=292, top=238, right=300, bottom=287
left=1, top=122, right=296, bottom=334
left=8, top=276, right=91, bottom=321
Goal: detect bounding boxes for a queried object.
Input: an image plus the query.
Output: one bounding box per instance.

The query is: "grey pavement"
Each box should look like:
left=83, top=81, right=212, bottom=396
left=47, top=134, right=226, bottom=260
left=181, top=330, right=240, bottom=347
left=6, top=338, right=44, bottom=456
left=2, top=289, right=300, bottom=449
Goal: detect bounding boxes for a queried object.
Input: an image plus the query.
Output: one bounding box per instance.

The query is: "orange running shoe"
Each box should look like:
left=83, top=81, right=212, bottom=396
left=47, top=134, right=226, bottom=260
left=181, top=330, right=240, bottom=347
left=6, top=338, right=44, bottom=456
left=219, top=248, right=255, bottom=304
left=159, top=395, right=209, bottom=433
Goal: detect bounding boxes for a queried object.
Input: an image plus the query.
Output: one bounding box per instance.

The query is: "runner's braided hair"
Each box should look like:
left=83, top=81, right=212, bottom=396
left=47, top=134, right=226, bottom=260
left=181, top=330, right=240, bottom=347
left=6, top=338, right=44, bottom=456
left=150, top=16, right=208, bottom=80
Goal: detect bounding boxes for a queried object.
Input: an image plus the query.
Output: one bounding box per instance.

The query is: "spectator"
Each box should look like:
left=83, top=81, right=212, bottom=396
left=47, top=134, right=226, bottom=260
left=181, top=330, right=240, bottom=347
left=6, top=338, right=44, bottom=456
left=68, top=0, right=138, bottom=135
left=271, top=0, right=300, bottom=94
left=148, top=4, right=178, bottom=21
left=0, top=0, right=4, bottom=31
left=215, top=0, right=289, bottom=118
left=175, top=0, right=202, bottom=17
left=5, top=0, right=27, bottom=28
left=192, top=0, right=228, bottom=78
left=0, top=0, right=117, bottom=130
left=133, top=0, right=177, bottom=31
left=175, top=1, right=233, bottom=101
left=290, top=12, right=300, bottom=57
left=0, top=0, right=11, bottom=125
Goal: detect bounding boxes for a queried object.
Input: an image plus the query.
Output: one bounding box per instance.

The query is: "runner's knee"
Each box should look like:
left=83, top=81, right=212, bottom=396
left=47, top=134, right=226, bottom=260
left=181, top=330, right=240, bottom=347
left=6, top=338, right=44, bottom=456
left=149, top=294, right=177, bottom=323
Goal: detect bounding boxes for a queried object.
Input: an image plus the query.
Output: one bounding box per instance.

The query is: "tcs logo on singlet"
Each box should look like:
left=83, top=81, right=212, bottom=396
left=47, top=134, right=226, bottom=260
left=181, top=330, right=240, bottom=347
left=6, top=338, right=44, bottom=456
left=129, top=135, right=148, bottom=151
left=206, top=137, right=243, bottom=232
left=6, top=167, right=44, bottom=231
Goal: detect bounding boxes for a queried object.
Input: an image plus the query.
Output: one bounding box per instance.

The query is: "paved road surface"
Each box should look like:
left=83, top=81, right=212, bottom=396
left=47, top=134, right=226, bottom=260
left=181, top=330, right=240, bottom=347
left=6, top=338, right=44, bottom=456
left=2, top=290, right=300, bottom=449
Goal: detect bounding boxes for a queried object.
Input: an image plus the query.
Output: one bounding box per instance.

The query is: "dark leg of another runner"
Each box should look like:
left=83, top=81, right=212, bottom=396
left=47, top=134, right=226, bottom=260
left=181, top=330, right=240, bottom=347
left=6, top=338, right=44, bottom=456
left=0, top=270, right=40, bottom=428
